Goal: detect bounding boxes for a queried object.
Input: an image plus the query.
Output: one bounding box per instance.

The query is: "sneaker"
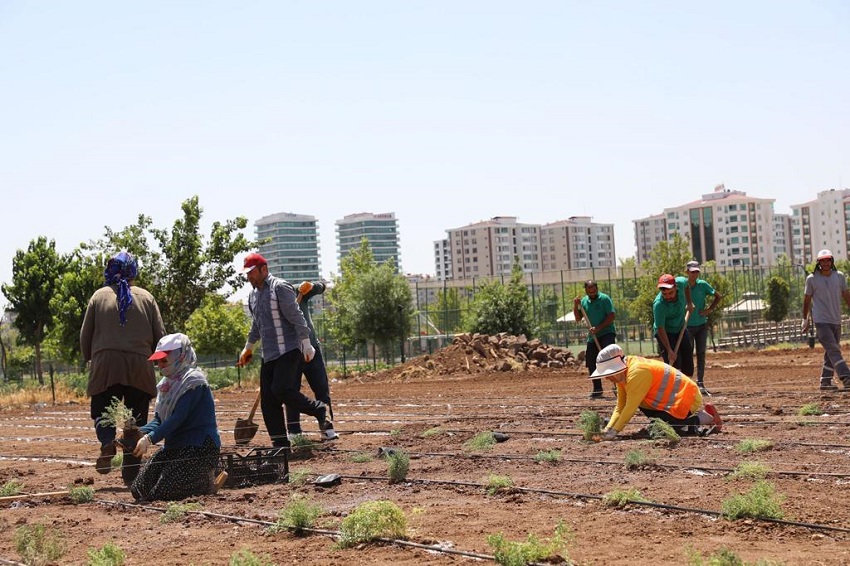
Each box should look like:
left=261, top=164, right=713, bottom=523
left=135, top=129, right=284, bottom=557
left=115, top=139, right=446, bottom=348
left=95, top=443, right=116, bottom=474
left=699, top=384, right=712, bottom=396
left=589, top=391, right=604, bottom=399
left=820, top=380, right=839, bottom=391
left=320, top=420, right=339, bottom=441
left=704, top=403, right=722, bottom=433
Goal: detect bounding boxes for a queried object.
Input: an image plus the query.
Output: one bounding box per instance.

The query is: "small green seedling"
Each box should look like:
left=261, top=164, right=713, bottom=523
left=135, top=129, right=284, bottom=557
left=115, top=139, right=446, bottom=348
left=576, top=410, right=603, bottom=441
left=735, top=438, right=774, bottom=454
left=727, top=461, right=770, bottom=481
left=484, top=473, right=514, bottom=495
left=464, top=431, right=497, bottom=451
left=270, top=495, right=324, bottom=535
left=87, top=541, right=125, bottom=566
left=721, top=481, right=785, bottom=520
left=337, top=500, right=407, bottom=548
left=602, top=488, right=648, bottom=508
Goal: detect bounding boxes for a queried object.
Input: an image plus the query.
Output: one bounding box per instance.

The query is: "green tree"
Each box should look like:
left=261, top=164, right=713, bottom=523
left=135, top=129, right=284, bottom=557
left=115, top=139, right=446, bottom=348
left=532, top=284, right=560, bottom=335
left=184, top=294, right=251, bottom=357
left=431, top=287, right=462, bottom=334
left=48, top=250, right=105, bottom=365
left=764, top=275, right=791, bottom=325
left=632, top=234, right=693, bottom=325
left=464, top=262, right=532, bottom=337
left=326, top=239, right=414, bottom=361
left=1, top=237, right=67, bottom=383
left=91, top=196, right=255, bottom=332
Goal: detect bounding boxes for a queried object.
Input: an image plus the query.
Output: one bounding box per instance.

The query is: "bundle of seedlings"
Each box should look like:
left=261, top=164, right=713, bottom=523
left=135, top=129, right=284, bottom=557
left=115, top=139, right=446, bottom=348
left=99, top=397, right=142, bottom=486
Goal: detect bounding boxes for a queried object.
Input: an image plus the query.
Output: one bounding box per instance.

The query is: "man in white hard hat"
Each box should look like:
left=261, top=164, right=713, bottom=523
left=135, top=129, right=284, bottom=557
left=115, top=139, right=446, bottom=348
left=802, top=249, right=850, bottom=391
left=589, top=344, right=722, bottom=440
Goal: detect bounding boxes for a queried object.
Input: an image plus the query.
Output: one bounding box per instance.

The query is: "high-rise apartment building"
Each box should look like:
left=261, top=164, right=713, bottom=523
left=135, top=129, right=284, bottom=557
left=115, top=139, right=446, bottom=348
left=443, top=216, right=541, bottom=279
left=634, top=213, right=667, bottom=265
left=336, top=212, right=401, bottom=270
left=634, top=185, right=778, bottom=267
left=790, top=188, right=850, bottom=264
left=540, top=216, right=616, bottom=270
left=434, top=238, right=452, bottom=281
left=254, top=212, right=321, bottom=281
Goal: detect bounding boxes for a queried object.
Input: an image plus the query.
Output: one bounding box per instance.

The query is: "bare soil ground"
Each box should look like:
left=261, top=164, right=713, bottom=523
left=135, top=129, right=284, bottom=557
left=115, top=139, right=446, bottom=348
left=2, top=345, right=850, bottom=565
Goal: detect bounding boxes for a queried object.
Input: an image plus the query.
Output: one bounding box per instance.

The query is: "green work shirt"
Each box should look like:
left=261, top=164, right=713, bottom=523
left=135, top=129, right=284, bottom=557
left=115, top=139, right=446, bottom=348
left=687, top=278, right=716, bottom=327
left=652, top=277, right=688, bottom=334
left=580, top=292, right=616, bottom=343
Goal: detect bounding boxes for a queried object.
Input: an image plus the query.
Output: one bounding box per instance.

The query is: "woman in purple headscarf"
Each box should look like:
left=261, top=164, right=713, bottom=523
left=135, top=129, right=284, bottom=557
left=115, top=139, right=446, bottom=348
left=80, top=251, right=166, bottom=485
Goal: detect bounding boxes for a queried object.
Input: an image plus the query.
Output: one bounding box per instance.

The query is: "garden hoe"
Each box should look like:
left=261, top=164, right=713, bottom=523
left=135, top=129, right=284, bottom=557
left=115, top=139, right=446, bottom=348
left=233, top=289, right=305, bottom=446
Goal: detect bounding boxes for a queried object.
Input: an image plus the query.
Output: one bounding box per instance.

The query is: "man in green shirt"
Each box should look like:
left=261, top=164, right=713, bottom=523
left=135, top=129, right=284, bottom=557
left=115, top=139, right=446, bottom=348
left=573, top=279, right=616, bottom=398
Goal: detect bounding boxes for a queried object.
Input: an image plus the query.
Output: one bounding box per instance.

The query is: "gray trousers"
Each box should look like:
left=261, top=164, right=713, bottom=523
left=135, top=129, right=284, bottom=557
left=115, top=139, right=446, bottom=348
left=816, top=323, right=850, bottom=383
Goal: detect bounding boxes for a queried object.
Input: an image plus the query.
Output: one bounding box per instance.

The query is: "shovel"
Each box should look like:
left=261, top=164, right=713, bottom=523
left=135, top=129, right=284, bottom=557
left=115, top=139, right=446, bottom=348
left=234, top=391, right=261, bottom=445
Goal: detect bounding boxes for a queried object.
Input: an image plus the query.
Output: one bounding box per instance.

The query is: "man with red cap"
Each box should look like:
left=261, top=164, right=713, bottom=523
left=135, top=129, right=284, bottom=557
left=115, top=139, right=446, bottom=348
left=802, top=249, right=850, bottom=390
left=653, top=273, right=695, bottom=377
left=238, top=253, right=335, bottom=446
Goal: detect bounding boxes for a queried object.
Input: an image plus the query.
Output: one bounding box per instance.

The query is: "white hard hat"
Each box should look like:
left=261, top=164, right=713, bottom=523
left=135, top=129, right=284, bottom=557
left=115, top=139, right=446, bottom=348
left=590, top=344, right=626, bottom=379
left=817, top=249, right=833, bottom=261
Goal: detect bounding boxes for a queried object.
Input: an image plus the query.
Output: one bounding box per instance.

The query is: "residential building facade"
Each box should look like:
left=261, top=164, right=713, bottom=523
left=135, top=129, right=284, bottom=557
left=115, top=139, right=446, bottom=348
left=254, top=212, right=321, bottom=281
left=790, top=188, right=850, bottom=264
left=336, top=212, right=401, bottom=270
left=540, top=216, right=616, bottom=271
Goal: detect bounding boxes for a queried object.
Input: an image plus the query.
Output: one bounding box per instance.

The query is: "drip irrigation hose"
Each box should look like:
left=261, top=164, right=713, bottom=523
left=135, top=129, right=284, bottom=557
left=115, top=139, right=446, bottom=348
left=98, top=499, right=501, bottom=562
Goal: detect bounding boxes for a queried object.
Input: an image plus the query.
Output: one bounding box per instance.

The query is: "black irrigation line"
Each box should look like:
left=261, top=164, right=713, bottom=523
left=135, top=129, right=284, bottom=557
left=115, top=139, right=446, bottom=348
left=331, top=474, right=850, bottom=535
left=97, top=499, right=500, bottom=563
left=324, top=445, right=850, bottom=479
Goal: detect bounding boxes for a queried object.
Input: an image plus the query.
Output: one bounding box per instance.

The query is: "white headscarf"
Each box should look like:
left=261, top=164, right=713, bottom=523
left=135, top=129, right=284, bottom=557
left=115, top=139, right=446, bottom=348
left=153, top=333, right=208, bottom=421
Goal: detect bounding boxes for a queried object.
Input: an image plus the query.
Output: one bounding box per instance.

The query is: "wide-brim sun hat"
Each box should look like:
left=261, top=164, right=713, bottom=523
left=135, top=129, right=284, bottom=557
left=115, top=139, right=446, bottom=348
left=590, top=344, right=627, bottom=379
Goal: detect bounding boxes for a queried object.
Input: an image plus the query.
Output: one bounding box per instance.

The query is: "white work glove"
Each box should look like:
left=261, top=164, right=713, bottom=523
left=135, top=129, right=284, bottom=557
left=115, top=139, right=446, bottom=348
left=801, top=318, right=810, bottom=333
left=238, top=347, right=253, bottom=367
left=601, top=428, right=618, bottom=441
left=301, top=338, right=315, bottom=363
left=133, top=434, right=151, bottom=458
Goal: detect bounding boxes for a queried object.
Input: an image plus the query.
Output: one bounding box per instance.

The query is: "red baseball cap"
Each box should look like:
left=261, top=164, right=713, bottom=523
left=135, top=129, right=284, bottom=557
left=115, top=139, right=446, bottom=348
left=148, top=333, right=184, bottom=361
left=657, top=274, right=676, bottom=289
left=240, top=252, right=268, bottom=274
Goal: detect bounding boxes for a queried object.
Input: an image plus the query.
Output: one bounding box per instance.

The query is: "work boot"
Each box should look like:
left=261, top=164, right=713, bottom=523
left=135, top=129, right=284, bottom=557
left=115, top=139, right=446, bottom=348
left=96, top=443, right=116, bottom=474
left=704, top=403, right=723, bottom=433
left=820, top=378, right=839, bottom=391
left=320, top=420, right=339, bottom=441
left=698, top=382, right=712, bottom=396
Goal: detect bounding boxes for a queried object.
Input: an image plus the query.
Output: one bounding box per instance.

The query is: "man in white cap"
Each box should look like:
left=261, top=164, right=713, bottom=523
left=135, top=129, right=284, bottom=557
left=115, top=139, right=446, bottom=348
left=684, top=261, right=722, bottom=394
left=802, top=249, right=850, bottom=391
left=590, top=343, right=722, bottom=440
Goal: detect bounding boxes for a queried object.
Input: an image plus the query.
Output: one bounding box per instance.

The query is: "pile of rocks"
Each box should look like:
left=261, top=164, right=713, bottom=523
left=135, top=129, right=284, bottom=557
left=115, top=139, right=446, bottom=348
left=446, top=332, right=578, bottom=372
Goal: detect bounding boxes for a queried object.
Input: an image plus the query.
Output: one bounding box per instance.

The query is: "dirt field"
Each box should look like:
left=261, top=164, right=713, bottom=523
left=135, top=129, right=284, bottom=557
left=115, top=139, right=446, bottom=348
left=2, top=344, right=850, bottom=565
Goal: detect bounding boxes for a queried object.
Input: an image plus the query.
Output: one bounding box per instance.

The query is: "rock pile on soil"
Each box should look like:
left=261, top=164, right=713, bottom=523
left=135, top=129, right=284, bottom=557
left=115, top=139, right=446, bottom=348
left=356, top=332, right=581, bottom=382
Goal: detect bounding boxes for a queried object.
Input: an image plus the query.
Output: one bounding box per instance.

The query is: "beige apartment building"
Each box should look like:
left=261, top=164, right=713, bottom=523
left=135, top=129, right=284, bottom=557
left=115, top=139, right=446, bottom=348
left=791, top=188, right=850, bottom=264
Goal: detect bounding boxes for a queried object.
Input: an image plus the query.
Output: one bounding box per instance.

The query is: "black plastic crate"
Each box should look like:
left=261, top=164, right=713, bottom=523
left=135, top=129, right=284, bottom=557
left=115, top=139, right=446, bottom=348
left=217, top=446, right=289, bottom=488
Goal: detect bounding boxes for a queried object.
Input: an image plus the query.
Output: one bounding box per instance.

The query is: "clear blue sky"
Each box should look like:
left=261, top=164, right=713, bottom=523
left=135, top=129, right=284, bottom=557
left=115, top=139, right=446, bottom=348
left=2, top=1, right=848, bottom=303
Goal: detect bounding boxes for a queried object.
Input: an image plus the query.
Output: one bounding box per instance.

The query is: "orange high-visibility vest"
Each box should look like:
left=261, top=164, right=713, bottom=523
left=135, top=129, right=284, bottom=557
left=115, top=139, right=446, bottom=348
left=632, top=357, right=697, bottom=419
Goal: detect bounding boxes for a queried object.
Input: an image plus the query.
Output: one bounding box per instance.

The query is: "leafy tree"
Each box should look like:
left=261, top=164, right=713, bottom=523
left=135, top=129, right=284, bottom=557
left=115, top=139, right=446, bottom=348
left=764, top=275, right=791, bottom=324
left=90, top=196, right=255, bottom=332
left=532, top=284, right=560, bottom=335
left=1, top=237, right=67, bottom=383
left=184, top=294, right=251, bottom=357
left=431, top=287, right=462, bottom=334
left=464, top=262, right=532, bottom=337
left=632, top=234, right=693, bottom=325
left=48, top=250, right=105, bottom=365
left=326, top=239, right=414, bottom=361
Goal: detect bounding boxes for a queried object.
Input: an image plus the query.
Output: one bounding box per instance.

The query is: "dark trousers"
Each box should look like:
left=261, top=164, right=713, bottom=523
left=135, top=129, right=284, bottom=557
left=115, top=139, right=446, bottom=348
left=656, top=329, right=694, bottom=377
left=91, top=384, right=151, bottom=447
left=286, top=347, right=333, bottom=434
left=817, top=323, right=850, bottom=384
left=585, top=333, right=617, bottom=393
left=639, top=407, right=700, bottom=434
left=690, top=323, right=708, bottom=384
left=260, top=349, right=326, bottom=446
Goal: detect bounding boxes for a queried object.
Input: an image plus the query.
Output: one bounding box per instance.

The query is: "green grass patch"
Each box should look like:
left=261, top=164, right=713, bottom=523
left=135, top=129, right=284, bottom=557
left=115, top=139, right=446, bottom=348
left=686, top=545, right=783, bottom=565
left=797, top=403, right=822, bottom=416
left=576, top=410, right=603, bottom=441
left=647, top=419, right=681, bottom=444
left=727, top=461, right=770, bottom=481
left=602, top=488, right=648, bottom=508
left=287, top=468, right=312, bottom=486
left=228, top=548, right=275, bottom=566
left=87, top=541, right=125, bottom=566
left=350, top=452, right=373, bottom=463
left=721, top=481, right=785, bottom=520
left=386, top=449, right=410, bottom=483
left=0, top=479, right=24, bottom=497
left=15, top=523, right=65, bottom=565
left=533, top=449, right=561, bottom=463
left=288, top=434, right=314, bottom=449
left=389, top=427, right=403, bottom=438
left=421, top=426, right=445, bottom=438
left=487, top=520, right=573, bottom=566
left=464, top=431, right=497, bottom=451
left=160, top=502, right=202, bottom=524
left=270, top=495, right=324, bottom=535
left=68, top=485, right=95, bottom=504
left=624, top=449, right=655, bottom=470
left=337, top=500, right=407, bottom=548
left=735, top=439, right=774, bottom=454
left=484, top=473, right=514, bottom=495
